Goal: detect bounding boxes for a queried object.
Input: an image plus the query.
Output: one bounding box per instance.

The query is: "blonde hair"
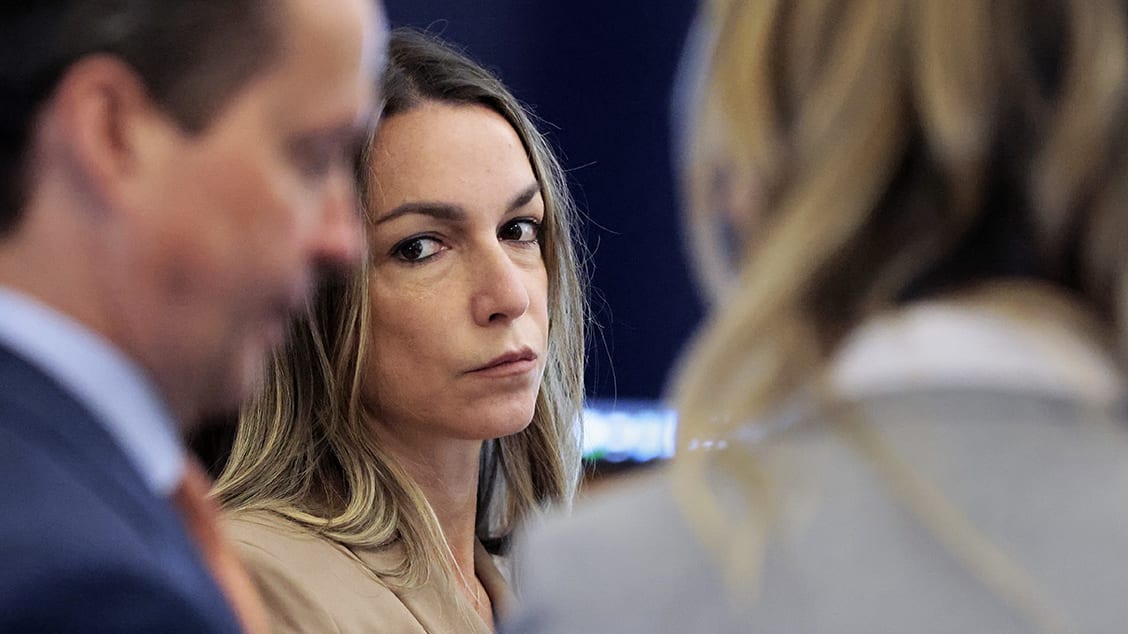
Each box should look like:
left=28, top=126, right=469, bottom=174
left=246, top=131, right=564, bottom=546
left=214, top=29, right=586, bottom=590
left=673, top=0, right=1128, bottom=622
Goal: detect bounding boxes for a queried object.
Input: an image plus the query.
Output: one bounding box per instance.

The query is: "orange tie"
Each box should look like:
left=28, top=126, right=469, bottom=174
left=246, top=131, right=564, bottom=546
left=171, top=459, right=272, bottom=634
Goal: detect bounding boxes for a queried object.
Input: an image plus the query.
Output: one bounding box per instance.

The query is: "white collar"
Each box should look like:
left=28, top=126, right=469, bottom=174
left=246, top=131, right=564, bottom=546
left=830, top=298, right=1123, bottom=405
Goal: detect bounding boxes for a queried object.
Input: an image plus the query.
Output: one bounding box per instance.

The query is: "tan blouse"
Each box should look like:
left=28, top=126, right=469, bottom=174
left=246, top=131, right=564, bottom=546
left=222, top=509, right=515, bottom=633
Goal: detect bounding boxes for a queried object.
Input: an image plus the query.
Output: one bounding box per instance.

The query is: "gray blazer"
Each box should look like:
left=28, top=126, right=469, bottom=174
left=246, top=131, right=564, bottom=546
left=508, top=303, right=1128, bottom=633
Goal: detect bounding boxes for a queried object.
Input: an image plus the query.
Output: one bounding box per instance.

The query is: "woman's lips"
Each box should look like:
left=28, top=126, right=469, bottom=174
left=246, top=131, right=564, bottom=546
left=469, top=348, right=538, bottom=377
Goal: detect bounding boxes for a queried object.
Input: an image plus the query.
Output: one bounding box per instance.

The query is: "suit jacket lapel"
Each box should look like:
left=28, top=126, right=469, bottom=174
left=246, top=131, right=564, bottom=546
left=0, top=343, right=210, bottom=586
left=0, top=343, right=243, bottom=631
left=0, top=345, right=166, bottom=526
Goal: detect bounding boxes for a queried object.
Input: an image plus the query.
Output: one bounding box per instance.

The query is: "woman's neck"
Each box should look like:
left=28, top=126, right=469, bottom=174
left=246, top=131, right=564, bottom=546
left=370, top=422, right=484, bottom=584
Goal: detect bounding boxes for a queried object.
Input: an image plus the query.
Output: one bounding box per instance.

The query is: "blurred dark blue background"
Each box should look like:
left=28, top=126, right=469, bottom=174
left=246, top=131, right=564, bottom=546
left=384, top=2, right=701, bottom=400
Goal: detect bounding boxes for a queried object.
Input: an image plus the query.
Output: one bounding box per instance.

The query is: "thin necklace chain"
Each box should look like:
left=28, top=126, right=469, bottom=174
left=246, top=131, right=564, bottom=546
left=441, top=538, right=485, bottom=613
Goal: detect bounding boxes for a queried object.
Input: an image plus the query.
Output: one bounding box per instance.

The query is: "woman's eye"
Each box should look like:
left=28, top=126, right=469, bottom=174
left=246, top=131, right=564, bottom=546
left=392, top=236, right=444, bottom=262
left=499, top=218, right=541, bottom=243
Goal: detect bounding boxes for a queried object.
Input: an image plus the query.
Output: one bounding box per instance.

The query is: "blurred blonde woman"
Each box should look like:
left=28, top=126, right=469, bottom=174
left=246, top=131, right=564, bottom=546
left=510, top=1, right=1128, bottom=631
left=213, top=29, right=586, bottom=633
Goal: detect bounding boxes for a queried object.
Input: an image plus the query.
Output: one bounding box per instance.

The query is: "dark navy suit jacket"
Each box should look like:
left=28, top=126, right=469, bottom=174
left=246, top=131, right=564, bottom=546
left=0, top=344, right=243, bottom=632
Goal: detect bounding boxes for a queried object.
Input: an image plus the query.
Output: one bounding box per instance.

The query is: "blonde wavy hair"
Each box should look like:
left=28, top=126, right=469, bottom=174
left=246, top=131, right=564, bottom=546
left=673, top=0, right=1128, bottom=626
left=214, top=29, right=586, bottom=589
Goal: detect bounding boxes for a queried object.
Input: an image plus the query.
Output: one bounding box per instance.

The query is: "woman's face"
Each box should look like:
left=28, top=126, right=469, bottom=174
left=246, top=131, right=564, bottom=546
left=362, top=101, right=549, bottom=444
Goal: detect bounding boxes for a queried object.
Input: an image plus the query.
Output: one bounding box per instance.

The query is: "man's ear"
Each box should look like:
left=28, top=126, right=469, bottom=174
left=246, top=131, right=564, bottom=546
left=43, top=54, right=177, bottom=213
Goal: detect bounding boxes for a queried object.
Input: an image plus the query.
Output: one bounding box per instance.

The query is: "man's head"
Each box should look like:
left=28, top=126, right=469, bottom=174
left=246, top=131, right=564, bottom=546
left=2, top=2, right=277, bottom=233
left=1, top=0, right=386, bottom=422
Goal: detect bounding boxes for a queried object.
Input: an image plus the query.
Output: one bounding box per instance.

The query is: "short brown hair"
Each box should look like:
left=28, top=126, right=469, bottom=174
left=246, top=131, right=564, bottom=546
left=0, top=1, right=281, bottom=235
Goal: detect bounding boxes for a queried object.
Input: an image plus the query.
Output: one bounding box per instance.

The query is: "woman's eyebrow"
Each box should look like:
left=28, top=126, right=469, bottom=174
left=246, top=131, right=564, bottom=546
left=376, top=183, right=540, bottom=225
left=375, top=202, right=467, bottom=225
left=507, top=183, right=541, bottom=212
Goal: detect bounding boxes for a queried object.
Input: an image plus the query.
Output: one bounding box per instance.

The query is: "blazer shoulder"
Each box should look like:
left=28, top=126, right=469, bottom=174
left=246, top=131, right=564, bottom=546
left=222, top=509, right=426, bottom=633
left=222, top=509, right=329, bottom=553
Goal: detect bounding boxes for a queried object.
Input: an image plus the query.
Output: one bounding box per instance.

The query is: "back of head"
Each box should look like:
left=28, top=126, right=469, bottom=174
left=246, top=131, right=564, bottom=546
left=0, top=1, right=278, bottom=236
left=677, top=0, right=1128, bottom=446
left=670, top=0, right=1128, bottom=607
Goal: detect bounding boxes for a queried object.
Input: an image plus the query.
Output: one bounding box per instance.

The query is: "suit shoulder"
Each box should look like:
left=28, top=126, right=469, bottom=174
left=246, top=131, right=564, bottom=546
left=0, top=540, right=238, bottom=633
left=0, top=424, right=141, bottom=550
